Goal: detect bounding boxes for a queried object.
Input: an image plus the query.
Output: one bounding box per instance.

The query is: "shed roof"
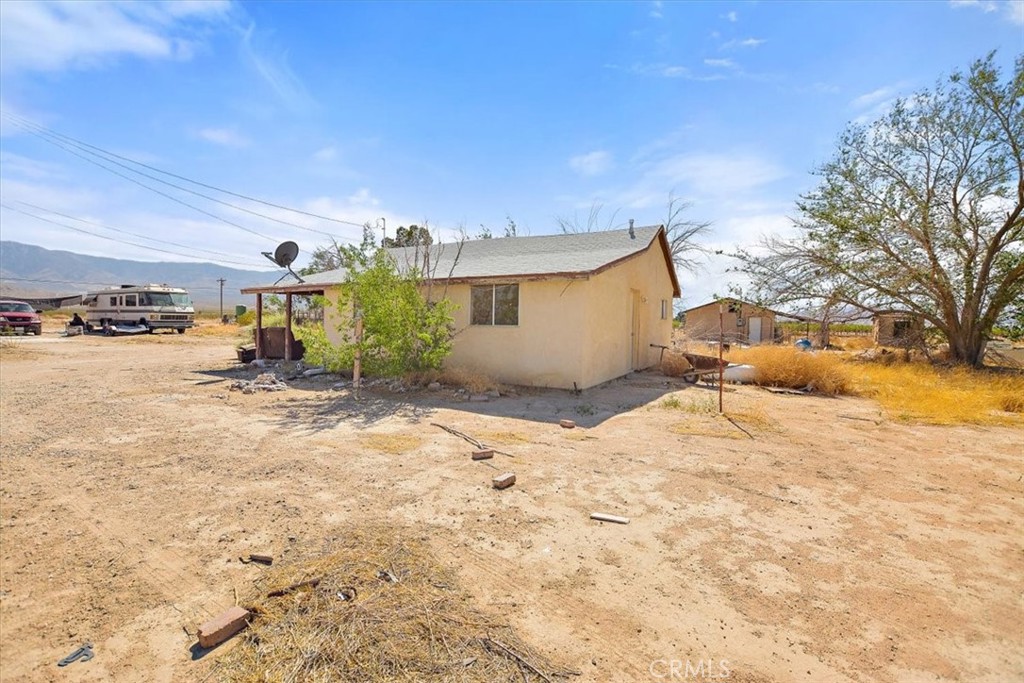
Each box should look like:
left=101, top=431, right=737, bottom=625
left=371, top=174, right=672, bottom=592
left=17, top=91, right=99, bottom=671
left=241, top=225, right=681, bottom=296
left=683, top=298, right=818, bottom=322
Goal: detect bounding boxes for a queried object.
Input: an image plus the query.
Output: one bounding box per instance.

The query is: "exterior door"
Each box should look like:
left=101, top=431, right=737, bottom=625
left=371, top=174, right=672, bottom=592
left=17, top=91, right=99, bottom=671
left=749, top=317, right=763, bottom=343
left=631, top=290, right=641, bottom=369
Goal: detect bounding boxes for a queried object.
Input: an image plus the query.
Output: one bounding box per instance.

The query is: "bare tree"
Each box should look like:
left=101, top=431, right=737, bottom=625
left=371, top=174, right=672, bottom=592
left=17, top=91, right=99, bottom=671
left=664, top=192, right=711, bottom=275
left=556, top=195, right=710, bottom=275
left=556, top=202, right=622, bottom=234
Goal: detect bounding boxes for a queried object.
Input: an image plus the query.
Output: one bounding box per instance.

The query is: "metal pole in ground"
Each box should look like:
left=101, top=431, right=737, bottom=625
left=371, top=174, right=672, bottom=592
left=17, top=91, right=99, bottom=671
left=719, top=303, right=724, bottom=413
left=353, top=312, right=364, bottom=400
left=218, top=278, right=226, bottom=321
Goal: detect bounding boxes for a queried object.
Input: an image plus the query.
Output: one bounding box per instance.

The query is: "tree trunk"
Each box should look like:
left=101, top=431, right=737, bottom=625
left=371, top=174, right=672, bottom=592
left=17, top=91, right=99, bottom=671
left=947, top=329, right=987, bottom=367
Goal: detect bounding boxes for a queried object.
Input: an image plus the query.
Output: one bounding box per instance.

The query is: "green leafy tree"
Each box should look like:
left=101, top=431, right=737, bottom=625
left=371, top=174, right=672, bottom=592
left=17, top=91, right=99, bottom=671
left=735, top=53, right=1023, bottom=366
left=335, top=249, right=456, bottom=376
left=383, top=224, right=432, bottom=248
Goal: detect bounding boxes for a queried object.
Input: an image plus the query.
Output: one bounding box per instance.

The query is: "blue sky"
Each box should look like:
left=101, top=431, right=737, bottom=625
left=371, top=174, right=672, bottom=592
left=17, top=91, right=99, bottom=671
left=0, top=0, right=1021, bottom=304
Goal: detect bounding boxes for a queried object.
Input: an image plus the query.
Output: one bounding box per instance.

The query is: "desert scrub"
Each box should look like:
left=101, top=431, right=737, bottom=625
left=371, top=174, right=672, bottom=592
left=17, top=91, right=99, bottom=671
left=851, top=364, right=1024, bottom=425
left=726, top=346, right=853, bottom=395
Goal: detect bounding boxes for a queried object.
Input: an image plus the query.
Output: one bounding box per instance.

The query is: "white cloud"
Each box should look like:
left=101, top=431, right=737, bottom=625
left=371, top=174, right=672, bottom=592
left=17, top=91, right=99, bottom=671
left=239, top=22, right=316, bottom=113
left=0, top=0, right=231, bottom=74
left=704, top=58, right=737, bottom=69
left=605, top=62, right=727, bottom=81
left=650, top=1, right=664, bottom=19
left=197, top=127, right=251, bottom=148
left=949, top=0, right=1024, bottom=23
left=645, top=153, right=787, bottom=199
left=850, top=86, right=899, bottom=109
left=569, top=151, right=614, bottom=177
left=721, top=37, right=766, bottom=49
left=723, top=11, right=739, bottom=22
left=312, top=146, right=337, bottom=162
left=0, top=152, right=66, bottom=181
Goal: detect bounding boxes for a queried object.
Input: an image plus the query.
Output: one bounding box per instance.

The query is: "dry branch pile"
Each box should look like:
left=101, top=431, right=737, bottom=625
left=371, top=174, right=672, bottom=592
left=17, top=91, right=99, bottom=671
left=218, top=526, right=573, bottom=683
left=660, top=352, right=694, bottom=378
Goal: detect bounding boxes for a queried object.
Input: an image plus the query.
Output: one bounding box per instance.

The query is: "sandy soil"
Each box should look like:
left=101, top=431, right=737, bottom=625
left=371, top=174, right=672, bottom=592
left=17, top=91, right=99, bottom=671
left=0, top=326, right=1021, bottom=682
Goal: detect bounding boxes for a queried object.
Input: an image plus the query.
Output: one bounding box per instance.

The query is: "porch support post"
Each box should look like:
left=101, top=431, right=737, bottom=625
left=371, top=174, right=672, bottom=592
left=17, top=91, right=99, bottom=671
left=285, top=292, right=293, bottom=361
left=255, top=293, right=264, bottom=360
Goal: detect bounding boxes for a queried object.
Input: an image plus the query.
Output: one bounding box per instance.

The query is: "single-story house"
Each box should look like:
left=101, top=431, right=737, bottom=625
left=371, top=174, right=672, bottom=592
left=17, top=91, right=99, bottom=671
left=241, top=224, right=680, bottom=390
left=682, top=298, right=779, bottom=344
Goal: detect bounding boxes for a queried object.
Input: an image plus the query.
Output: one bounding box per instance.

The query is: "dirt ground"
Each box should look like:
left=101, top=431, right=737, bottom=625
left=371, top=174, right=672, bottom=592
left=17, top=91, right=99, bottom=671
left=1, top=325, right=1021, bottom=683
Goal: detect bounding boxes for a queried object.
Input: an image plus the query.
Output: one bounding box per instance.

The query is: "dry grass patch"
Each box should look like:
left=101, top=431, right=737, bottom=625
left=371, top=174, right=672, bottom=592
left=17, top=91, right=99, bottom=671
left=725, top=406, right=775, bottom=431
left=189, top=321, right=245, bottom=338
left=0, top=339, right=44, bottom=361
left=474, top=431, right=530, bottom=445
left=360, top=433, right=424, bottom=454
left=726, top=346, right=853, bottom=395
left=851, top=364, right=1024, bottom=425
left=218, top=526, right=572, bottom=683
left=668, top=419, right=745, bottom=440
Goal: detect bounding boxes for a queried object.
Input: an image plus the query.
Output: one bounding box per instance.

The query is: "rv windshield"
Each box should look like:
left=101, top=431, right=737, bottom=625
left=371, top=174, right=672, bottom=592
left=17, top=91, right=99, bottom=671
left=140, top=292, right=192, bottom=307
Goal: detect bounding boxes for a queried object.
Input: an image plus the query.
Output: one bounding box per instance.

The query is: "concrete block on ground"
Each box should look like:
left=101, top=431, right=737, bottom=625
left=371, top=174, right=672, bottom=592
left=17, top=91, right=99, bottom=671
left=469, top=394, right=490, bottom=402
left=197, top=606, right=251, bottom=649
left=559, top=419, right=576, bottom=429
left=493, top=472, right=516, bottom=490
left=472, top=449, right=494, bottom=460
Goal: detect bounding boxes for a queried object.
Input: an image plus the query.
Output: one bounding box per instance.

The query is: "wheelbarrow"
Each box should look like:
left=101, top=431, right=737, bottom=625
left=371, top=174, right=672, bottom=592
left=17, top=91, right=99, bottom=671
left=680, top=352, right=729, bottom=384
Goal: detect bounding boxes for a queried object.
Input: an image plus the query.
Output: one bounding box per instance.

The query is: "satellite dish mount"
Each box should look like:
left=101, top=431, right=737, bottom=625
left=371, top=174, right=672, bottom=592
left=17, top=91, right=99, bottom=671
left=262, top=241, right=304, bottom=285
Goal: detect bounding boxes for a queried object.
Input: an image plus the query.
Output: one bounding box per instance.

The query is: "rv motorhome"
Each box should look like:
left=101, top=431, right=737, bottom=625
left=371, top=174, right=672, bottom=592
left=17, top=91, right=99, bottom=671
left=83, top=284, right=195, bottom=333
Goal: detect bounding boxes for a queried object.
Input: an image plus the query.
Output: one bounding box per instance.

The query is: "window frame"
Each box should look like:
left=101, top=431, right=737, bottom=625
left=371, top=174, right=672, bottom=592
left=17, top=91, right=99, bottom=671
left=470, top=283, right=519, bottom=326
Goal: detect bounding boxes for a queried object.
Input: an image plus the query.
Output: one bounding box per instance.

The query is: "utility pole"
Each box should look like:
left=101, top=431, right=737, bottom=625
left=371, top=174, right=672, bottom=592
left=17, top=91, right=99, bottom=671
left=217, top=278, right=226, bottom=322
left=380, top=216, right=386, bottom=247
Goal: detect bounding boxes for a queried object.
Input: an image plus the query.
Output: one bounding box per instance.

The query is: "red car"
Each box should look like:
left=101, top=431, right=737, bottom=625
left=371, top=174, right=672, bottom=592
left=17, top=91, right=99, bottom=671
left=0, top=300, right=43, bottom=335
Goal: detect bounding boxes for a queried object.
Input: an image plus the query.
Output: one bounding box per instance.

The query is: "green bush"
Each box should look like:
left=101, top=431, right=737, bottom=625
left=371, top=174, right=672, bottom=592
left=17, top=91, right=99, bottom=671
left=295, top=324, right=353, bottom=372
left=329, top=249, right=456, bottom=377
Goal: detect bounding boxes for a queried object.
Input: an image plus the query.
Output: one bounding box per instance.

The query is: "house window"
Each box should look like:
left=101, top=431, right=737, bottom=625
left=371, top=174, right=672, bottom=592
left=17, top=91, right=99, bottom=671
left=661, top=299, right=669, bottom=320
left=471, top=284, right=519, bottom=326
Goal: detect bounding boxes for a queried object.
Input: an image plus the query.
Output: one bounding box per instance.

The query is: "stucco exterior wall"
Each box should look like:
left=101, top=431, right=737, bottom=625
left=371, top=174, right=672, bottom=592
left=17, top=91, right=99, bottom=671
left=580, top=242, right=675, bottom=388
left=442, top=279, right=588, bottom=388
left=685, top=301, right=776, bottom=344
left=321, top=237, right=676, bottom=389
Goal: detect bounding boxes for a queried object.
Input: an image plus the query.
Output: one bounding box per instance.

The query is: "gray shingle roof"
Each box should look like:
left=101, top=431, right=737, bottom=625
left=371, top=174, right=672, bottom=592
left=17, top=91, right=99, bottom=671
left=244, top=225, right=677, bottom=293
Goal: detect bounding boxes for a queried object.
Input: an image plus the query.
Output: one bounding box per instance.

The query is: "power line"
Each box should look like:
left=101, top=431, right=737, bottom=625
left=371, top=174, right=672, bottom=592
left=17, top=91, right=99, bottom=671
left=2, top=112, right=367, bottom=240
left=0, top=203, right=274, bottom=269
left=11, top=200, right=269, bottom=269
left=1, top=118, right=281, bottom=244
left=0, top=276, right=223, bottom=292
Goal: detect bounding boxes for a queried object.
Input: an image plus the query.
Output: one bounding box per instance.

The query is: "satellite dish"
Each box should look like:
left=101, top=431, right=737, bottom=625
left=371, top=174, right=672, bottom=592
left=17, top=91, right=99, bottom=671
left=262, top=240, right=305, bottom=284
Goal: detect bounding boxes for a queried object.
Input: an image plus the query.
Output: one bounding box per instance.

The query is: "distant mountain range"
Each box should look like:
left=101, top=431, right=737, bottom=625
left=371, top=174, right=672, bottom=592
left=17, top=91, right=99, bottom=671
left=0, top=241, right=281, bottom=310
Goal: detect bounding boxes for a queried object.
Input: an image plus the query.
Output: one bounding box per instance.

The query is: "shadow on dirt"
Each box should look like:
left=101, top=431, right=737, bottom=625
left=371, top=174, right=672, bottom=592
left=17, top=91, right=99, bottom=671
left=188, top=365, right=713, bottom=433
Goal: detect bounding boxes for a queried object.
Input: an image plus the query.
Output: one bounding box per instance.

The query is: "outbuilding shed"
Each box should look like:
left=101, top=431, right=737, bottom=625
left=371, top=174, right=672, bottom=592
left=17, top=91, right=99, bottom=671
left=682, top=298, right=778, bottom=345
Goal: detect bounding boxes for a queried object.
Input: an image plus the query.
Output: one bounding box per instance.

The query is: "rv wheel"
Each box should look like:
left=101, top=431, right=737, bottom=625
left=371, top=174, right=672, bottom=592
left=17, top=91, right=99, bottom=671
left=176, top=328, right=185, bottom=334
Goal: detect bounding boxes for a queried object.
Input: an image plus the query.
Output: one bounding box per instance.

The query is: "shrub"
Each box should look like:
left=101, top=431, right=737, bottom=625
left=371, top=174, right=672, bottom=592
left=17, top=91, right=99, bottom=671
left=725, top=346, right=853, bottom=395
left=335, top=249, right=457, bottom=377
left=851, top=364, right=1024, bottom=424
left=296, top=324, right=353, bottom=373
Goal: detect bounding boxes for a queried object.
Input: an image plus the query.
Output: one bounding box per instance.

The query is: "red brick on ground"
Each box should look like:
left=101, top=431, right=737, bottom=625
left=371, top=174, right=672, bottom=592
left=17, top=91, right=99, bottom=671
left=493, top=472, right=516, bottom=489
left=197, top=606, right=251, bottom=648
